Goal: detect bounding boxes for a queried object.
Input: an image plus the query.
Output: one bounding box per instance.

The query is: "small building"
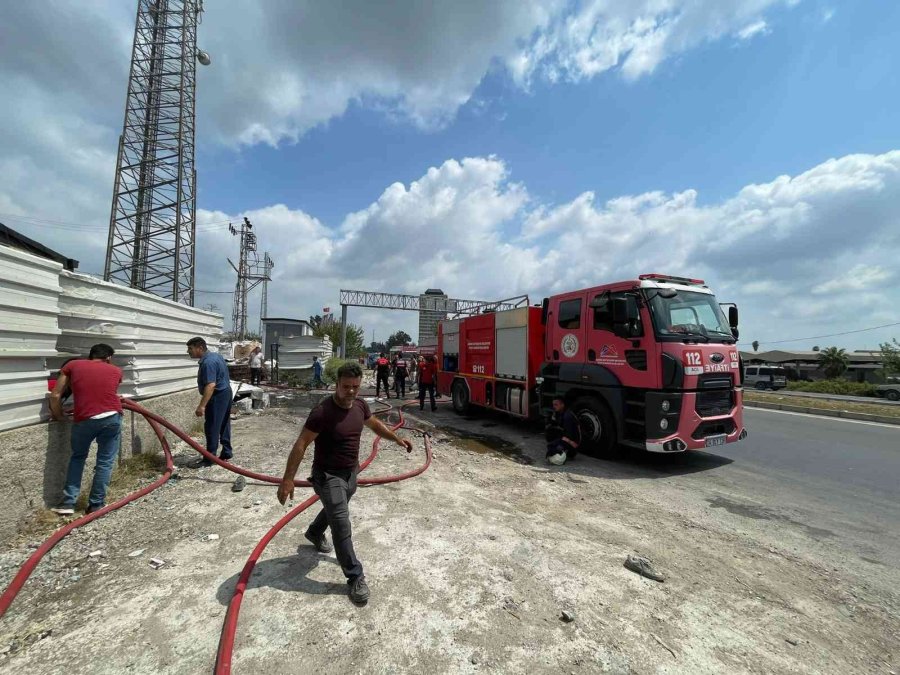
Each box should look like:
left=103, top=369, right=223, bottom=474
left=739, top=349, right=885, bottom=383
left=261, top=318, right=313, bottom=361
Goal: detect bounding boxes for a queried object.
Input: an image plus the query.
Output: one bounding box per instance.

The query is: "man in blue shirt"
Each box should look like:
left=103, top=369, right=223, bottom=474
left=187, top=337, right=233, bottom=467
left=312, top=355, right=325, bottom=389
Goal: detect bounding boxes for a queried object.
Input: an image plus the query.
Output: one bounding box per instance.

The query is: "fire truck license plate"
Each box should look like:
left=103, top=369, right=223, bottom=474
left=705, top=434, right=727, bottom=448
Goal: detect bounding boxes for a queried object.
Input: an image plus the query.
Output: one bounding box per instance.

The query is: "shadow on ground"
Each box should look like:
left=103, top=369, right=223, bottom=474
left=417, top=404, right=735, bottom=480
left=216, top=547, right=346, bottom=606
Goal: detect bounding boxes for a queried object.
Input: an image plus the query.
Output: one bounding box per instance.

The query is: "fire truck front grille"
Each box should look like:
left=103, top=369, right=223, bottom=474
left=695, top=389, right=734, bottom=417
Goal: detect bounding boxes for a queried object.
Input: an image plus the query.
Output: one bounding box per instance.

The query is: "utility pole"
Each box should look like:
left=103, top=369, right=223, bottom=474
left=258, top=252, right=274, bottom=337
left=227, top=217, right=272, bottom=340
left=104, top=0, right=211, bottom=305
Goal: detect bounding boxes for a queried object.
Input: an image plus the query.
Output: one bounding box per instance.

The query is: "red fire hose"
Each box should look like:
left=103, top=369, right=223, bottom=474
left=215, top=401, right=431, bottom=674
left=0, top=394, right=434, bottom=675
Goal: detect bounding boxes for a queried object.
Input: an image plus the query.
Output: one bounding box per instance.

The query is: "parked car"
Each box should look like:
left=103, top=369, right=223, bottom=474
left=744, top=365, right=787, bottom=390
left=875, top=382, right=900, bottom=401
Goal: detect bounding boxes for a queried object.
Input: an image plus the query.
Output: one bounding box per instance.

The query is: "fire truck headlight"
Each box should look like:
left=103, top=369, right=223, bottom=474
left=661, top=400, right=670, bottom=412
left=659, top=418, right=669, bottom=430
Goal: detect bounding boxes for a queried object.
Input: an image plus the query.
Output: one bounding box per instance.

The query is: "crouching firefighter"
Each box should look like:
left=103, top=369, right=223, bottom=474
left=545, top=396, right=580, bottom=466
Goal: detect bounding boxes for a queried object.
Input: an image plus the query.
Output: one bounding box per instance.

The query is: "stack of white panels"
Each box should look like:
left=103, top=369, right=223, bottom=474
left=0, top=246, right=62, bottom=430
left=55, top=271, right=223, bottom=398
left=278, top=335, right=332, bottom=370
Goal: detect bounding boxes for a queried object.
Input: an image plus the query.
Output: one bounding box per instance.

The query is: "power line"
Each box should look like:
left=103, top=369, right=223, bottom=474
left=0, top=212, right=234, bottom=233
left=753, top=321, right=900, bottom=346
left=195, top=288, right=235, bottom=294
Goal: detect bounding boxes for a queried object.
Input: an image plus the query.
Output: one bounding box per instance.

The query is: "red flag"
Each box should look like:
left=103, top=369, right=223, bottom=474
left=322, top=307, right=331, bottom=313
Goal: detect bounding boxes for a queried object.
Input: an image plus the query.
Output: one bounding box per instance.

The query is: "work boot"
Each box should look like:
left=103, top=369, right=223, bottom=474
left=304, top=531, right=333, bottom=554
left=348, top=575, right=370, bottom=604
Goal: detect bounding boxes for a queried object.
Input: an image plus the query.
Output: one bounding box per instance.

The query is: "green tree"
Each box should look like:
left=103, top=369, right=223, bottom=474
left=817, top=346, right=849, bottom=379
left=310, top=314, right=365, bottom=357
left=751, top=340, right=759, bottom=352
left=368, top=340, right=387, bottom=353
left=386, top=330, right=412, bottom=349
left=880, top=338, right=900, bottom=375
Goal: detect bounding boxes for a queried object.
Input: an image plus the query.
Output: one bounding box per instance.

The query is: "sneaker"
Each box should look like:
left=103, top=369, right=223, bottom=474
left=51, top=506, right=75, bottom=516
left=86, top=505, right=103, bottom=515
left=304, top=531, right=333, bottom=554
left=348, top=575, right=369, bottom=604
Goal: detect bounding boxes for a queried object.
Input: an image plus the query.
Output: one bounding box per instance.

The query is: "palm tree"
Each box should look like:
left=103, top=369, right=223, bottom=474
left=818, top=346, right=849, bottom=379
left=751, top=340, right=759, bottom=352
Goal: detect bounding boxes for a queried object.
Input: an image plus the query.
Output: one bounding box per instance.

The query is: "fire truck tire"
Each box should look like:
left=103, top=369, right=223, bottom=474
left=451, top=380, right=470, bottom=414
left=572, top=396, right=617, bottom=457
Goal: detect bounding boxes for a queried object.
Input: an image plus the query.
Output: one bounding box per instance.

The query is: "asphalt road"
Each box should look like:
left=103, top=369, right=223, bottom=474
left=680, top=408, right=900, bottom=567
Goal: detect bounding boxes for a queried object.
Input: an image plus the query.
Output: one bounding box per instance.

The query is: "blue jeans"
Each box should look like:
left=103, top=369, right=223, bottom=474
left=62, top=414, right=122, bottom=509
left=205, top=390, right=233, bottom=459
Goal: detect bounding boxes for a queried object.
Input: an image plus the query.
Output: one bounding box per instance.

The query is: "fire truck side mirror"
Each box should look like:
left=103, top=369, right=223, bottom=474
left=611, top=296, right=638, bottom=324
left=728, top=305, right=739, bottom=329
left=541, top=298, right=549, bottom=325
left=612, top=296, right=640, bottom=338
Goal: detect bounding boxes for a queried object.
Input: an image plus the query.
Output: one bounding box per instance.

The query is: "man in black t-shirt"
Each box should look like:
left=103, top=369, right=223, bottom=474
left=374, top=353, right=391, bottom=399
left=278, top=361, right=413, bottom=604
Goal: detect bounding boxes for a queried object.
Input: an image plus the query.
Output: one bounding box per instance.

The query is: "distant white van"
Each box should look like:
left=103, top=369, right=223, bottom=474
left=744, top=365, right=787, bottom=390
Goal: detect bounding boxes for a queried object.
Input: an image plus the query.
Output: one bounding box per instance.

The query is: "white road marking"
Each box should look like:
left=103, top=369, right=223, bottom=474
left=746, top=407, right=900, bottom=430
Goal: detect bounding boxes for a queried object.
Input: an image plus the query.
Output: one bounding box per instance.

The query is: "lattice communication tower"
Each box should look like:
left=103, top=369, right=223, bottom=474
left=104, top=0, right=209, bottom=305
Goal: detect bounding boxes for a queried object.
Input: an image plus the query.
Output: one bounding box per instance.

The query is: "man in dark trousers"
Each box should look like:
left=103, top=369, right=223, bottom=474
left=187, top=337, right=233, bottom=467
left=545, top=396, right=580, bottom=466
left=417, top=355, right=437, bottom=411
left=49, top=343, right=123, bottom=515
left=277, top=362, right=413, bottom=604
left=393, top=351, right=410, bottom=399
left=374, top=352, right=391, bottom=399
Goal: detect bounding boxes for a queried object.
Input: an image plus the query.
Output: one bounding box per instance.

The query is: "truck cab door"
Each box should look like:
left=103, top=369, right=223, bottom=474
left=585, top=290, right=657, bottom=389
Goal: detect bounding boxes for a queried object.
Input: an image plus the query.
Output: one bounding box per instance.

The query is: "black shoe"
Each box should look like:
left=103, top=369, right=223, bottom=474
left=192, top=457, right=214, bottom=468
left=431, top=407, right=437, bottom=412
left=86, top=504, right=104, bottom=515
left=348, top=575, right=369, bottom=604
left=220, top=454, right=233, bottom=462
left=304, top=531, right=333, bottom=553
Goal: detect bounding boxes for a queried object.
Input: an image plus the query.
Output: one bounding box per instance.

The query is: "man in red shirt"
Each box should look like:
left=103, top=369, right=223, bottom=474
left=49, top=343, right=123, bottom=515
left=277, top=362, right=413, bottom=604
left=417, top=355, right=437, bottom=411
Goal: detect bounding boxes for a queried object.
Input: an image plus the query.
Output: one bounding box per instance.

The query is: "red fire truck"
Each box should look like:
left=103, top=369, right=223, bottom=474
left=436, top=274, right=747, bottom=454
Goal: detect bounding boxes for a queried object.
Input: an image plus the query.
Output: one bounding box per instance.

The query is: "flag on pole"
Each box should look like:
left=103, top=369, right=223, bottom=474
left=323, top=307, right=331, bottom=313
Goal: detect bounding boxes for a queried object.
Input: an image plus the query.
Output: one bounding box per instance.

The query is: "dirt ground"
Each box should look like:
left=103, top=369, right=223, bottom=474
left=0, top=385, right=898, bottom=674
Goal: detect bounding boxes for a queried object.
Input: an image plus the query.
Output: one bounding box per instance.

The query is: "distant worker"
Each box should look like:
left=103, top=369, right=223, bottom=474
left=187, top=337, right=233, bottom=467
left=49, top=343, right=123, bottom=515
left=249, top=346, right=264, bottom=386
left=312, top=355, right=326, bottom=389
left=545, top=396, right=580, bottom=466
left=417, top=355, right=437, bottom=411
left=393, top=352, right=409, bottom=398
left=277, top=362, right=413, bottom=604
left=375, top=352, right=391, bottom=398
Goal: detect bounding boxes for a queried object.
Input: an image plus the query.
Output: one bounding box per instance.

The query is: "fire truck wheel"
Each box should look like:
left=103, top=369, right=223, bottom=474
left=572, top=396, right=616, bottom=457
left=451, top=380, right=470, bottom=414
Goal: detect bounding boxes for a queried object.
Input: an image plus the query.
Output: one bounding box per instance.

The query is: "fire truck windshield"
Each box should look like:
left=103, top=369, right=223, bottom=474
left=645, top=290, right=734, bottom=342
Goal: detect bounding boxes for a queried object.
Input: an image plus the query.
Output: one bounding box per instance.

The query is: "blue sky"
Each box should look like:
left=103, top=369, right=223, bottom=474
left=2, top=0, right=899, bottom=350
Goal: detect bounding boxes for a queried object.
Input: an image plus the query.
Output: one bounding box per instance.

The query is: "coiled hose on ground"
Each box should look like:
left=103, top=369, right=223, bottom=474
left=0, top=394, right=434, bottom=675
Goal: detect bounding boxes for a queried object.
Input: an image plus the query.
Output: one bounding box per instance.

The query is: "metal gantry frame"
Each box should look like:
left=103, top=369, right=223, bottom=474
left=336, top=289, right=530, bottom=357
left=104, top=0, right=205, bottom=305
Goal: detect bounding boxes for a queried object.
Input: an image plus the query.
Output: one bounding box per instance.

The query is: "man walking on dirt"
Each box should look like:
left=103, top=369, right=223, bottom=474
left=49, top=343, right=123, bottom=515
left=187, top=337, right=233, bottom=467
left=374, top=352, right=391, bottom=398
left=277, top=362, right=413, bottom=604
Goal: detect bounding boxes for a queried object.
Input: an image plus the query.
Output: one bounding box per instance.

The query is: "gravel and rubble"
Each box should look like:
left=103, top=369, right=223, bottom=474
left=0, top=392, right=897, bottom=674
